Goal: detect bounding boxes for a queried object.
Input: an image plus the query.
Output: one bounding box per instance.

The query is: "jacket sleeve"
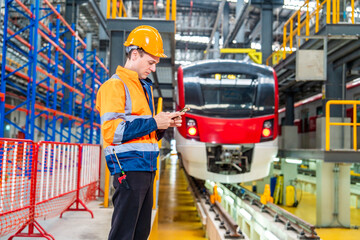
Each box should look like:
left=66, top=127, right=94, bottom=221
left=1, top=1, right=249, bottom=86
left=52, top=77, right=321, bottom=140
left=96, top=80, right=158, bottom=145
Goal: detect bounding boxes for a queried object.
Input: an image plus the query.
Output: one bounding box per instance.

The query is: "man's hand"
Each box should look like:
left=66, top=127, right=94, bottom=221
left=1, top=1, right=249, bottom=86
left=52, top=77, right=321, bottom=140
left=154, top=111, right=184, bottom=129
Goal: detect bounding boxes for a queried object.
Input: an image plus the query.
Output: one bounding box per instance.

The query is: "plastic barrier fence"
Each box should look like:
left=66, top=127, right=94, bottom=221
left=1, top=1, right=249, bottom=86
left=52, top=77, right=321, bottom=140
left=0, top=139, right=36, bottom=237
left=0, top=138, right=101, bottom=239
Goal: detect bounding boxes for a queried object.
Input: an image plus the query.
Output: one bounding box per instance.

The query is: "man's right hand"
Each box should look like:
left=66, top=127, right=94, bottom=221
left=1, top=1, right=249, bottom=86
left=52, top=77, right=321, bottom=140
left=154, top=111, right=184, bottom=129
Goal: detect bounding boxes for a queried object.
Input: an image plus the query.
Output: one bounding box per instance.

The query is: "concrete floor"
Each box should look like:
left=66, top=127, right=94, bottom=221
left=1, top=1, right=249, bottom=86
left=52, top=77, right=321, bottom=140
left=1, top=199, right=113, bottom=240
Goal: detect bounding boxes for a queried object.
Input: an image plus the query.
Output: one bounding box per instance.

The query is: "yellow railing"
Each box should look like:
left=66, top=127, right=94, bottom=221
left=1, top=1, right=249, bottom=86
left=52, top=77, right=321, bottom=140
left=266, top=0, right=357, bottom=66
left=325, top=100, right=360, bottom=151
left=107, top=0, right=177, bottom=21
left=220, top=48, right=262, bottom=64
left=153, top=97, right=163, bottom=210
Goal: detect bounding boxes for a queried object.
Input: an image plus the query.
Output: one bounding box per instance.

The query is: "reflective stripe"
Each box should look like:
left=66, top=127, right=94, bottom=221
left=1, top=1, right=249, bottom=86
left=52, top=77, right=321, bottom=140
left=110, top=74, right=132, bottom=115
left=102, top=112, right=153, bottom=124
left=104, top=142, right=159, bottom=155
left=126, top=115, right=153, bottom=121
left=113, top=121, right=126, bottom=143
left=101, top=112, right=125, bottom=124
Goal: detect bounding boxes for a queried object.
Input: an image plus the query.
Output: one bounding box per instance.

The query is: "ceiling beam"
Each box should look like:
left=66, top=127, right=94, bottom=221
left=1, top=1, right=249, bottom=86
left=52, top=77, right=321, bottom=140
left=204, top=0, right=226, bottom=59
left=223, top=2, right=250, bottom=48
left=88, top=0, right=109, bottom=37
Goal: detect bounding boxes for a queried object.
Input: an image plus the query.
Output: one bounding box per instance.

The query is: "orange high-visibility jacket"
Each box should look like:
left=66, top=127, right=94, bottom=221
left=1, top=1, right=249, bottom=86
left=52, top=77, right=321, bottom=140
left=96, top=66, right=163, bottom=175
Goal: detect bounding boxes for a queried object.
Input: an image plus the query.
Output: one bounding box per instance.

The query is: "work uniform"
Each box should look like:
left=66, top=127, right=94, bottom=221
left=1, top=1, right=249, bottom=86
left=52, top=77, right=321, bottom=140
left=96, top=65, right=164, bottom=240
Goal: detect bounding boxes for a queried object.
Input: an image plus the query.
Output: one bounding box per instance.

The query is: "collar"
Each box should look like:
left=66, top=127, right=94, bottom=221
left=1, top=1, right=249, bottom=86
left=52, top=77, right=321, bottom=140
left=115, top=65, right=139, bottom=82
left=140, top=78, right=153, bottom=87
left=116, top=66, right=153, bottom=86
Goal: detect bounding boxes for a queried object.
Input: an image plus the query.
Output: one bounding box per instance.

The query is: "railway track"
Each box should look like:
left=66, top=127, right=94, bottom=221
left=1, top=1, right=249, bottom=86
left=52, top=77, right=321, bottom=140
left=186, top=173, right=320, bottom=240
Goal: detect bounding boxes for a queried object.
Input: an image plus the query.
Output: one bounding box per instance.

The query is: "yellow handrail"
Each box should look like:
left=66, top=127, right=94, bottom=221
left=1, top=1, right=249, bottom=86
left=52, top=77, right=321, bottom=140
left=103, top=165, right=110, bottom=208
left=267, top=0, right=357, bottom=66
left=352, top=0, right=355, bottom=24
left=153, top=97, right=163, bottom=210
left=139, top=0, right=143, bottom=19
left=172, top=0, right=177, bottom=21
left=166, top=0, right=171, bottom=20
left=325, top=100, right=360, bottom=151
left=107, top=0, right=175, bottom=22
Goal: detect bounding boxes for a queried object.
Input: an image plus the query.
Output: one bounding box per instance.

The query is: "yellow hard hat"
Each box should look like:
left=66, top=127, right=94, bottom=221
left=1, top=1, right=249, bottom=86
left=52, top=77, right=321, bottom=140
left=124, top=25, right=167, bottom=58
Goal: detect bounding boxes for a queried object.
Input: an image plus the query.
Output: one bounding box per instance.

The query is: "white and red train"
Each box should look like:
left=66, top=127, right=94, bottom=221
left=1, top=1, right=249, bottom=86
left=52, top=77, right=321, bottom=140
left=174, top=60, right=279, bottom=183
left=278, top=78, right=360, bottom=149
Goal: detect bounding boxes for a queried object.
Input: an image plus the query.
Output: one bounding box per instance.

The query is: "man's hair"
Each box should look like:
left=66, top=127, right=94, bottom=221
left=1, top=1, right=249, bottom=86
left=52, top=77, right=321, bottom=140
left=126, top=48, right=145, bottom=59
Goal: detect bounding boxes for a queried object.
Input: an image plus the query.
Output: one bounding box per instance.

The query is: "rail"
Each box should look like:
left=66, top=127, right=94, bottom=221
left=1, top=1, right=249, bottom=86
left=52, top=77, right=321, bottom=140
left=266, top=0, right=358, bottom=66
left=187, top=176, right=245, bottom=239
left=325, top=100, right=360, bottom=151
left=224, top=184, right=320, bottom=239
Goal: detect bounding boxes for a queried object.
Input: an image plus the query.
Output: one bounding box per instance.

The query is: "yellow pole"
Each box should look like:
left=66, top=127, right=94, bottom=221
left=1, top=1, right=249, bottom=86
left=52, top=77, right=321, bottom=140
left=106, top=0, right=110, bottom=19
left=118, top=0, right=123, bottom=17
left=122, top=1, right=127, bottom=17
left=306, top=1, right=309, bottom=38
left=353, top=103, right=357, bottom=150
left=153, top=97, right=163, bottom=209
left=171, top=0, right=176, bottom=21
left=315, top=0, right=319, bottom=33
left=283, top=25, right=287, bottom=59
left=325, top=101, right=330, bottom=151
left=297, top=11, right=301, bottom=47
left=139, top=0, right=143, bottom=19
left=166, top=0, right=170, bottom=20
left=337, top=0, right=340, bottom=23
left=351, top=0, right=355, bottom=24
left=332, top=0, right=336, bottom=23
left=289, top=19, right=293, bottom=53
left=103, top=165, right=110, bottom=208
left=112, top=0, right=116, bottom=19
left=327, top=0, right=330, bottom=24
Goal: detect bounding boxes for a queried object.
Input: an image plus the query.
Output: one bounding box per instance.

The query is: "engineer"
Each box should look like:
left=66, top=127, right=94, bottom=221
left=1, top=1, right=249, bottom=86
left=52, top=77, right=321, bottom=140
left=96, top=25, right=183, bottom=240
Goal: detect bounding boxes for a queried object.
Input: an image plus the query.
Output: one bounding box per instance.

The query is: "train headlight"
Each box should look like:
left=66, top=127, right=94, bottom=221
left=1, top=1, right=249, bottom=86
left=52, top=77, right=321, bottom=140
left=262, top=128, right=271, bottom=137
left=188, top=127, right=197, bottom=136
left=186, top=117, right=200, bottom=140
left=263, top=120, right=272, bottom=129
left=261, top=119, right=274, bottom=141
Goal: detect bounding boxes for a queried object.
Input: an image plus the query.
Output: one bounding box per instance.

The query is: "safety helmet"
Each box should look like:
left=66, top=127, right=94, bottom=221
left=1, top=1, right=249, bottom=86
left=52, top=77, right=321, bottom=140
left=124, top=25, right=167, bottom=58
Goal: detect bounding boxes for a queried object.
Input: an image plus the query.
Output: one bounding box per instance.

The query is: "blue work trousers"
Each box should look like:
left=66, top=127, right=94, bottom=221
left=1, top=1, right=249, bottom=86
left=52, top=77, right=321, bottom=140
left=108, top=171, right=155, bottom=240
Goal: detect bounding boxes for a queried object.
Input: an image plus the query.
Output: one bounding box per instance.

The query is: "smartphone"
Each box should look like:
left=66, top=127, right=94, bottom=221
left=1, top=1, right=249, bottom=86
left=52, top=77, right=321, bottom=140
left=180, top=106, right=190, bottom=113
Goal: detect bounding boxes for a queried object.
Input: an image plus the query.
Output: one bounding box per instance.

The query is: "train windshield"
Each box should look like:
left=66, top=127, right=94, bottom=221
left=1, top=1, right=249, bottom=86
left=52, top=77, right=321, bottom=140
left=184, top=72, right=275, bottom=118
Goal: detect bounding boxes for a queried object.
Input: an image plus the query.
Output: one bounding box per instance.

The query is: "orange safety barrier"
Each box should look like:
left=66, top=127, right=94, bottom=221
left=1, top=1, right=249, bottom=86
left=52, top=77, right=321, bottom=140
left=0, top=138, right=102, bottom=239
left=0, top=139, right=37, bottom=238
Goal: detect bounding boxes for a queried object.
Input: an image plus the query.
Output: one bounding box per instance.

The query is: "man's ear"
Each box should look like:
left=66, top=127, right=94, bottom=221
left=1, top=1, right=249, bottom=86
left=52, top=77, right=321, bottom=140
left=131, top=50, right=140, bottom=60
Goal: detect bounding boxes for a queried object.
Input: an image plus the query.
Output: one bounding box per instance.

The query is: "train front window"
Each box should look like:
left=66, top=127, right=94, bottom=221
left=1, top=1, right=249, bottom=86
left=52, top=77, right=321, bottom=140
left=184, top=72, right=275, bottom=118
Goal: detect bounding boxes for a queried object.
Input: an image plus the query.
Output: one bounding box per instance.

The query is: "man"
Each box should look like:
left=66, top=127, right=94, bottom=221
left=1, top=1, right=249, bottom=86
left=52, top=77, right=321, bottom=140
left=96, top=25, right=183, bottom=240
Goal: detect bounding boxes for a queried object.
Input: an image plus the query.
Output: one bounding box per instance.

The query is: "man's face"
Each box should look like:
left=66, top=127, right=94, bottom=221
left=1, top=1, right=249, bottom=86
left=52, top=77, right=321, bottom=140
left=133, top=50, right=160, bottom=79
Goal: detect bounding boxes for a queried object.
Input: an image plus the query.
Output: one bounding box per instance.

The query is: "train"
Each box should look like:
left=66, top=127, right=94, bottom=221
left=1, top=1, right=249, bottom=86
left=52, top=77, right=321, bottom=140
left=278, top=78, right=360, bottom=150
left=174, top=59, right=279, bottom=183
